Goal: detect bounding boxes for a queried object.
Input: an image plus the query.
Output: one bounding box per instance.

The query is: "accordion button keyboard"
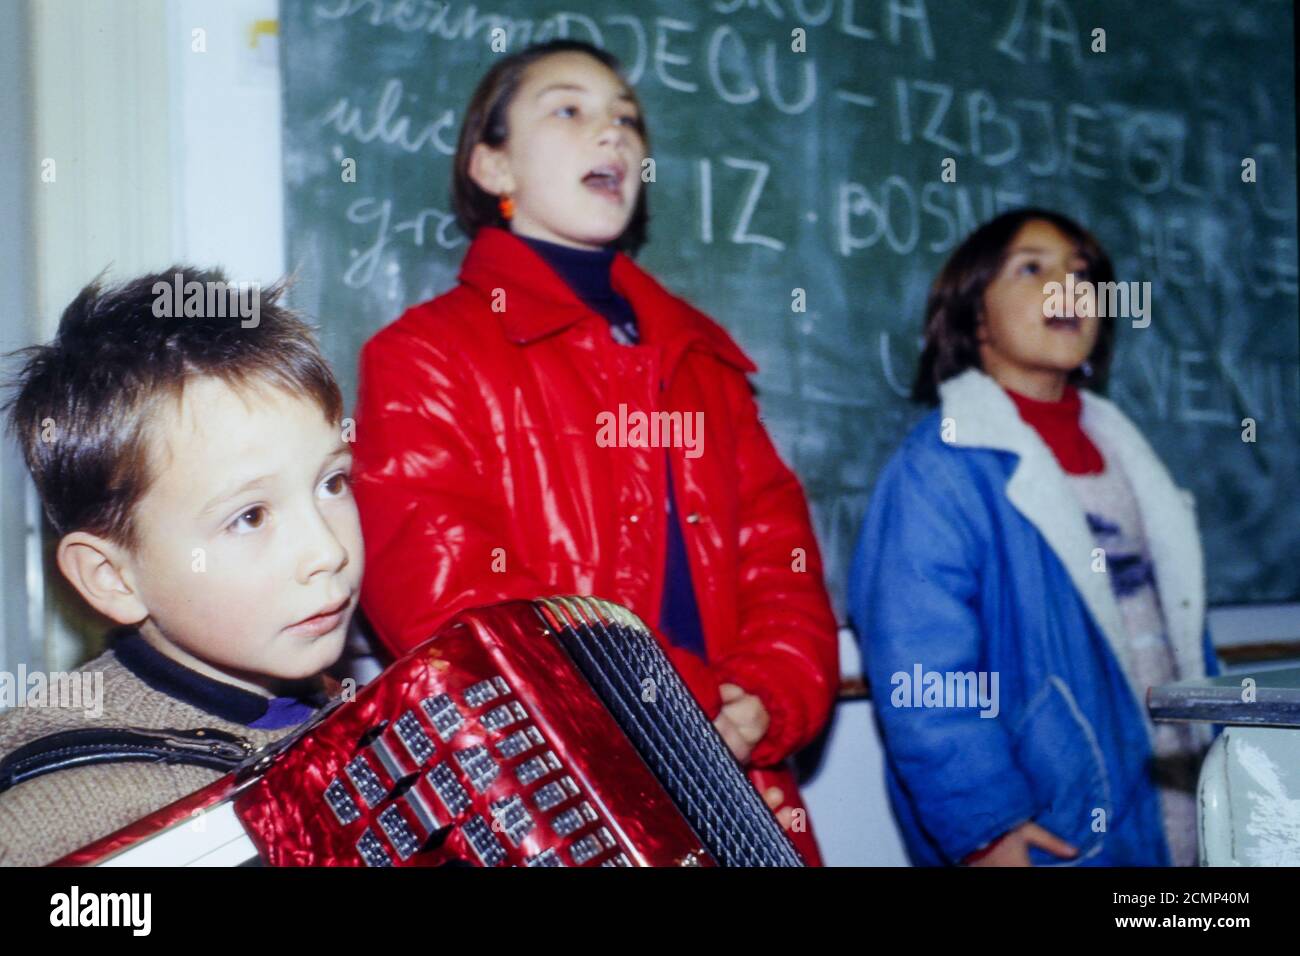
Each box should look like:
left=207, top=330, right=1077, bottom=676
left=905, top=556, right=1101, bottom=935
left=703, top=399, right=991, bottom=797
left=532, top=776, right=579, bottom=812
left=378, top=805, right=421, bottom=860
left=513, top=751, right=561, bottom=786
left=461, top=814, right=507, bottom=867
left=524, top=848, right=565, bottom=867
left=489, top=795, right=534, bottom=846
left=426, top=762, right=471, bottom=817
left=550, top=801, right=597, bottom=837
left=324, top=777, right=361, bottom=825
left=453, top=744, right=500, bottom=793
left=420, top=693, right=464, bottom=742
left=356, top=828, right=394, bottom=867
left=495, top=726, right=544, bottom=759
left=345, top=753, right=389, bottom=808
left=393, top=710, right=436, bottom=765
left=481, top=700, right=528, bottom=732
left=461, top=678, right=501, bottom=709
left=568, top=827, right=616, bottom=866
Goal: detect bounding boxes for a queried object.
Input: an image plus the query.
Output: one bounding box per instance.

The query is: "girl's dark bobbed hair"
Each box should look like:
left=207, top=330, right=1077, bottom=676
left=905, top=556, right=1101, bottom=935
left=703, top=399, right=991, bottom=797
left=451, top=39, right=650, bottom=255
left=911, top=207, right=1117, bottom=405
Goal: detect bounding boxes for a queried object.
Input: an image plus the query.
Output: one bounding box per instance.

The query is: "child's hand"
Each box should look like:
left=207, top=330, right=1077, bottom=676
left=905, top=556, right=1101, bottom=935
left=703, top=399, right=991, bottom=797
left=762, top=786, right=795, bottom=830
left=966, top=821, right=1077, bottom=866
left=713, top=682, right=769, bottom=765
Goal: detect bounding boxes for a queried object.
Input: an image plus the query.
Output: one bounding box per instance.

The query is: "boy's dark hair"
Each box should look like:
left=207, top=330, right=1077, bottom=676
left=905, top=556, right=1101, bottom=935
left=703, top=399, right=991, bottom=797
left=912, top=207, right=1117, bottom=405
left=452, top=39, right=650, bottom=254
left=2, top=266, right=343, bottom=549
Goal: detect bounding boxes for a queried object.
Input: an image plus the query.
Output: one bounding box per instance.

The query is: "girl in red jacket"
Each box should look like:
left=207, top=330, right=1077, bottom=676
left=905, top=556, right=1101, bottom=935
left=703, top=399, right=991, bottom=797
left=351, top=39, right=839, bottom=864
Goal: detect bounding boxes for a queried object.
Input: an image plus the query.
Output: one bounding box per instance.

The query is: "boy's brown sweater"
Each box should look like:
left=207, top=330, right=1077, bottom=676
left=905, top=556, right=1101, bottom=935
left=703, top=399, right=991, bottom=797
left=0, top=630, right=330, bottom=866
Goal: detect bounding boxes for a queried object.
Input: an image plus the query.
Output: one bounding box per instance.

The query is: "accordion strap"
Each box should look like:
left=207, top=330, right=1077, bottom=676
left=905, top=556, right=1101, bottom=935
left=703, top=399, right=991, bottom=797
left=0, top=726, right=255, bottom=795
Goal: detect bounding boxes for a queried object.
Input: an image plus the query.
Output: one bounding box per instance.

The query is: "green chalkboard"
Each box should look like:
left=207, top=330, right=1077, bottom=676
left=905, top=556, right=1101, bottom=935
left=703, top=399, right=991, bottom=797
left=281, top=0, right=1299, bottom=612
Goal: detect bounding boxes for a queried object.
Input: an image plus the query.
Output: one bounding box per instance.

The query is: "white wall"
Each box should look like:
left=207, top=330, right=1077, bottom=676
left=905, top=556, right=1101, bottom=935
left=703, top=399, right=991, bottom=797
left=0, top=0, right=38, bottom=681
left=801, top=627, right=909, bottom=865
left=26, top=0, right=174, bottom=670
left=167, top=0, right=284, bottom=283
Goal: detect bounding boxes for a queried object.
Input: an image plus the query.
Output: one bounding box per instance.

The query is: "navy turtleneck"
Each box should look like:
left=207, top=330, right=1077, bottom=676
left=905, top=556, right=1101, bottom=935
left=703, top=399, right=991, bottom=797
left=519, top=235, right=641, bottom=345
left=111, top=628, right=328, bottom=729
left=519, top=232, right=708, bottom=662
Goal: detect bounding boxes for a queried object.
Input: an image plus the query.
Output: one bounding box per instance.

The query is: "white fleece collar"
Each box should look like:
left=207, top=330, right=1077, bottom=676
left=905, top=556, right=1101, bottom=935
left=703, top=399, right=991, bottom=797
left=938, top=369, right=1207, bottom=726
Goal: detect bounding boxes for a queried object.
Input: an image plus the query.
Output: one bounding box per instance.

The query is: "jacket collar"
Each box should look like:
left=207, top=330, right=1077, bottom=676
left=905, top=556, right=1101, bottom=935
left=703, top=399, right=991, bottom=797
left=458, top=227, right=757, bottom=375
left=938, top=369, right=1206, bottom=722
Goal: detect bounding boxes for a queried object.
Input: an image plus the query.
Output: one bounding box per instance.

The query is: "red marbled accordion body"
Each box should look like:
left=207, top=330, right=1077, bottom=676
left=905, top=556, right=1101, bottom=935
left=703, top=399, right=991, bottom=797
left=55, top=597, right=801, bottom=867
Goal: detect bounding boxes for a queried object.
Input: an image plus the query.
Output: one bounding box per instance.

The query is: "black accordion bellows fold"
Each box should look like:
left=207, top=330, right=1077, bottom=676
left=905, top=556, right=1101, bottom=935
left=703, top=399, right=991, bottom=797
left=537, top=597, right=805, bottom=867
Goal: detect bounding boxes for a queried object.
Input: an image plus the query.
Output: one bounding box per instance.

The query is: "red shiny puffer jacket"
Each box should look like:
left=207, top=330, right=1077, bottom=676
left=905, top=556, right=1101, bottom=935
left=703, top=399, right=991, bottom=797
left=351, top=227, right=839, bottom=865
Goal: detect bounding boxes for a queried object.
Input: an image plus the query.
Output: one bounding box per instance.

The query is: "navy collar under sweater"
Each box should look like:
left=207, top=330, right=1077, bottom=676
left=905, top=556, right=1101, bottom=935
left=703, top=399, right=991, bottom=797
left=111, top=629, right=329, bottom=730
left=518, top=234, right=641, bottom=345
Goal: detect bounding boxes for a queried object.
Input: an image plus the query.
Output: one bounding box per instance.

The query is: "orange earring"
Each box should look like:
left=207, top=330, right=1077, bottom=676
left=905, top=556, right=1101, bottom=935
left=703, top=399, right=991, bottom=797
left=498, top=194, right=515, bottom=221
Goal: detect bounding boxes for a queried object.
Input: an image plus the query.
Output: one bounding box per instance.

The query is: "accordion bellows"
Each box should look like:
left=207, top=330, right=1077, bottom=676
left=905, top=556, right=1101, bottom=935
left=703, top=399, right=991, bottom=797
left=59, top=597, right=804, bottom=867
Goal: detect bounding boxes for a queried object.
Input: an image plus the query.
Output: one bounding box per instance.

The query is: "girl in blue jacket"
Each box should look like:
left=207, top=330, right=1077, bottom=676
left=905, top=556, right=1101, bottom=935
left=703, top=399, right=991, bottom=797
left=849, top=209, right=1218, bottom=867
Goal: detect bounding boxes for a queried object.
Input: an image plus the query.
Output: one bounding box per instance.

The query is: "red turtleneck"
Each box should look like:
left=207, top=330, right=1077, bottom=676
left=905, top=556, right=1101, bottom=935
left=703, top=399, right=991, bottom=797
left=1004, top=386, right=1105, bottom=475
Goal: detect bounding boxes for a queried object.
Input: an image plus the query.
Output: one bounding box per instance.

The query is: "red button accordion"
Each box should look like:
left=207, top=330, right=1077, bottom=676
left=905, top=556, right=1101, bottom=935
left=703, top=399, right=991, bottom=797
left=54, top=597, right=804, bottom=867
